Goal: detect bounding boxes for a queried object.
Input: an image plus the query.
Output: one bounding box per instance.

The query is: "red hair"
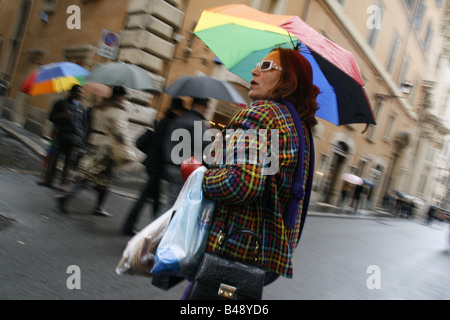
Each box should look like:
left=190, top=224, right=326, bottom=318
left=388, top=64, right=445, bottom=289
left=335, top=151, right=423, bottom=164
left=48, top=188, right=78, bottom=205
left=271, top=47, right=320, bottom=127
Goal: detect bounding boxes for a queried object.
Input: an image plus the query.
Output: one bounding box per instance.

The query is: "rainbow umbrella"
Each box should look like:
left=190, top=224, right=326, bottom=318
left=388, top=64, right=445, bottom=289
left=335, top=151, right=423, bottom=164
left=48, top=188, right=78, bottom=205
left=20, top=62, right=89, bottom=96
left=194, top=4, right=375, bottom=126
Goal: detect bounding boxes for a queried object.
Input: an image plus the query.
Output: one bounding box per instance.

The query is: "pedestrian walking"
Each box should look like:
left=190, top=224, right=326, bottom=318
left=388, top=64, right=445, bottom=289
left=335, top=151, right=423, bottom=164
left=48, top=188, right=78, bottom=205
left=352, top=184, right=363, bottom=212
left=338, top=181, right=352, bottom=210
left=425, top=205, right=437, bottom=225
left=181, top=47, right=318, bottom=298
left=37, top=84, right=87, bottom=191
left=156, top=97, right=210, bottom=216
left=121, top=98, right=187, bottom=236
left=55, top=86, right=135, bottom=216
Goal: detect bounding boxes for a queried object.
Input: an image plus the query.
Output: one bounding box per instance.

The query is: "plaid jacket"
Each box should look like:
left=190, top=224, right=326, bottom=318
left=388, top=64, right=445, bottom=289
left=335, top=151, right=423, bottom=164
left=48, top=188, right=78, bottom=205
left=203, top=100, right=313, bottom=278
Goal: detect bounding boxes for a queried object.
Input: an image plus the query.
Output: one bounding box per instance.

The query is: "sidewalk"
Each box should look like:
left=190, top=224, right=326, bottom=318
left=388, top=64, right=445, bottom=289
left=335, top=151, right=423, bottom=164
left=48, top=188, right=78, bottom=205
left=0, top=117, right=395, bottom=220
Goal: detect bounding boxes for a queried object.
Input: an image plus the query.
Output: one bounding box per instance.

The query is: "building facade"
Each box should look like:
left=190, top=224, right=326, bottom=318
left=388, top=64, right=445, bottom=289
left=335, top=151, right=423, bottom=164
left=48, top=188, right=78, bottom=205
left=1, top=0, right=448, bottom=213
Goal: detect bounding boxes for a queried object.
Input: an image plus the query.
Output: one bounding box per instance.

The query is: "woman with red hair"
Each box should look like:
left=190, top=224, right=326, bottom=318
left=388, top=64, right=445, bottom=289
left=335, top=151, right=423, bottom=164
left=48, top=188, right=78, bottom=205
left=184, top=47, right=319, bottom=298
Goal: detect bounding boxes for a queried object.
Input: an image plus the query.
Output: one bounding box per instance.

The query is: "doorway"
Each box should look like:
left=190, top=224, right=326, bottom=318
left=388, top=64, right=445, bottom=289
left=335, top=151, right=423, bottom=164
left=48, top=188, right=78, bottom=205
left=323, top=141, right=349, bottom=204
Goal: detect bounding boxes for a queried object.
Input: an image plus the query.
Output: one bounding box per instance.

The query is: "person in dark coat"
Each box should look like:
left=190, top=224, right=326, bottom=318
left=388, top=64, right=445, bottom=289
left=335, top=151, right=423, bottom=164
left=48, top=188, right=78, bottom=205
left=38, top=85, right=87, bottom=191
left=121, top=98, right=187, bottom=235
left=156, top=98, right=210, bottom=216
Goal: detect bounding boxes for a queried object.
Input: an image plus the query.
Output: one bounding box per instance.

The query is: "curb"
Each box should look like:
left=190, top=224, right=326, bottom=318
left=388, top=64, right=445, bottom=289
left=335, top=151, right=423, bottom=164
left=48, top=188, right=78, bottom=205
left=0, top=121, right=46, bottom=158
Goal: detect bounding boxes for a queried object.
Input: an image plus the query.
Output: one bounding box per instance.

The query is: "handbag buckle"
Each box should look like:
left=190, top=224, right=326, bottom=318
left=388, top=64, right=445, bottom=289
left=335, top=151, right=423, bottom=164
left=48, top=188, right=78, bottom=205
left=218, top=283, right=236, bottom=299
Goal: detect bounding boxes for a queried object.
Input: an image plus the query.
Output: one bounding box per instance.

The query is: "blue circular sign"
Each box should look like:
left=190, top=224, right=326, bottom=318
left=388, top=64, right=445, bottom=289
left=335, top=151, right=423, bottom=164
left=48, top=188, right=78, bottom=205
left=104, top=33, right=119, bottom=47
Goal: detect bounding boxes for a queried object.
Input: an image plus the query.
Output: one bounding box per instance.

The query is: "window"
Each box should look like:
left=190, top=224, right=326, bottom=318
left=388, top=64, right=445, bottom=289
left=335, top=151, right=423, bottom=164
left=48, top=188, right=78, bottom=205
left=368, top=0, right=383, bottom=48
left=268, top=0, right=278, bottom=13
left=253, top=0, right=283, bottom=13
left=423, top=21, right=433, bottom=51
left=406, top=0, right=416, bottom=10
left=425, top=147, right=435, bottom=162
left=384, top=112, right=396, bottom=141
left=357, top=159, right=367, bottom=177
left=418, top=167, right=429, bottom=194
left=398, top=55, right=410, bottom=86
left=413, top=0, right=425, bottom=31
left=386, top=33, right=400, bottom=73
left=408, top=77, right=420, bottom=105
left=440, top=88, right=449, bottom=115
left=367, top=21, right=380, bottom=48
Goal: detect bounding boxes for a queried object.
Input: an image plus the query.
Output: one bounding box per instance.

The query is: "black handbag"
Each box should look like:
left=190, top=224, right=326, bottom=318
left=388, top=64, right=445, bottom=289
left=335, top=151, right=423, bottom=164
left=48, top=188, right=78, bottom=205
left=187, top=230, right=265, bottom=300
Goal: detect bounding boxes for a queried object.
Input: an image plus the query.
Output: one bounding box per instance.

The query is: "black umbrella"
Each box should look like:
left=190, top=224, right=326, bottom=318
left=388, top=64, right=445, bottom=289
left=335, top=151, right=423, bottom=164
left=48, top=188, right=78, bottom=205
left=164, top=75, right=247, bottom=105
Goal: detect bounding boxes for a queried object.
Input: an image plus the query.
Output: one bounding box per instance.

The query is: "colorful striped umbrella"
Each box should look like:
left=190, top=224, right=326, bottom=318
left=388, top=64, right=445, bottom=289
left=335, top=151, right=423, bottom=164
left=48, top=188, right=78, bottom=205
left=194, top=4, right=375, bottom=126
left=20, top=62, right=89, bottom=96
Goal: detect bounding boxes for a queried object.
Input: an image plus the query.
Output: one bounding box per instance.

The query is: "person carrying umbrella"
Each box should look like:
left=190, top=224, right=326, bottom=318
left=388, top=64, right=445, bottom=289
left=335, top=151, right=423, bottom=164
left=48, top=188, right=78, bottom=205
left=56, top=86, right=135, bottom=217
left=181, top=47, right=318, bottom=298
left=37, top=84, right=87, bottom=191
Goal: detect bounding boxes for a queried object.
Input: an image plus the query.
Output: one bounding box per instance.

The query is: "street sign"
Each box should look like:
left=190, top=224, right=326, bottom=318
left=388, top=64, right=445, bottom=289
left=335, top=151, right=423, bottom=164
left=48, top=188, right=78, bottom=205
left=97, top=29, right=121, bottom=60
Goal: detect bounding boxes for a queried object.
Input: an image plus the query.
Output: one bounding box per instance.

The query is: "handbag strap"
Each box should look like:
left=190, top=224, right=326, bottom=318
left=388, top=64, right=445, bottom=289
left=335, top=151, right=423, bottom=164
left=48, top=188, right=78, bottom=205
left=218, top=229, right=262, bottom=262
left=280, top=99, right=315, bottom=240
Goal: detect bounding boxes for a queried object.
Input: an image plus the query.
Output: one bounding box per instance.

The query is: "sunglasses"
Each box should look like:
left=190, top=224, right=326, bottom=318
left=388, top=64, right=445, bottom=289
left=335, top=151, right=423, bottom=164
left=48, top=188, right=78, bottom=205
left=255, top=60, right=283, bottom=72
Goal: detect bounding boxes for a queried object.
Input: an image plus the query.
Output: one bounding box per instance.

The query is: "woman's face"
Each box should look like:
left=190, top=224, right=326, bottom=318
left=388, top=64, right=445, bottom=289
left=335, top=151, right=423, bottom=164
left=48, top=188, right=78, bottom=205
left=249, top=50, right=282, bottom=101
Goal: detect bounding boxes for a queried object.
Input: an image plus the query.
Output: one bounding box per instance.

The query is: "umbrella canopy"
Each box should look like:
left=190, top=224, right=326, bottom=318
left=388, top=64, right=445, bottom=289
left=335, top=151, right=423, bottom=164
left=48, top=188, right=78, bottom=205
left=35, top=62, right=90, bottom=82
left=26, top=77, right=85, bottom=96
left=85, top=62, right=159, bottom=92
left=164, top=75, right=247, bottom=105
left=194, top=4, right=376, bottom=126
left=19, top=62, right=88, bottom=96
left=341, top=173, right=364, bottom=185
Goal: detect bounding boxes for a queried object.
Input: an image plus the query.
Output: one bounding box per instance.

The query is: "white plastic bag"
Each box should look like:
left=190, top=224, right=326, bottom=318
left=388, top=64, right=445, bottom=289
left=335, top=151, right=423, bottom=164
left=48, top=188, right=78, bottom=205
left=152, top=167, right=215, bottom=280
left=116, top=168, right=203, bottom=276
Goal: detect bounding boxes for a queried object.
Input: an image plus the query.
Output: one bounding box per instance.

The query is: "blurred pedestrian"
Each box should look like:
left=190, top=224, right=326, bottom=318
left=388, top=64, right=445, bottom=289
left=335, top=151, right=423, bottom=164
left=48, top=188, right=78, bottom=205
left=122, top=98, right=187, bottom=235
left=157, top=97, right=210, bottom=216
left=425, top=205, right=437, bottom=225
left=38, top=84, right=87, bottom=191
left=338, top=181, right=352, bottom=210
left=56, top=86, right=134, bottom=217
left=352, top=184, right=363, bottom=212
left=182, top=47, right=318, bottom=295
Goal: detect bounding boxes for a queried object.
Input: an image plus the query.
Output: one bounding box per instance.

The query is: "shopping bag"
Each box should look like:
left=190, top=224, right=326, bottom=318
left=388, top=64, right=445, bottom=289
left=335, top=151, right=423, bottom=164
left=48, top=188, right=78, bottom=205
left=116, top=168, right=202, bottom=277
left=152, top=166, right=215, bottom=280
left=116, top=210, right=171, bottom=276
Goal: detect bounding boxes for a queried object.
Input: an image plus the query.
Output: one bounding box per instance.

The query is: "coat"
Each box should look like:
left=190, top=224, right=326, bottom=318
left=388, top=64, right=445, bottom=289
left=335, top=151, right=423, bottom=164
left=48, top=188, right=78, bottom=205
left=49, top=98, right=87, bottom=147
left=162, top=109, right=210, bottom=164
left=88, top=99, right=132, bottom=159
left=203, top=100, right=314, bottom=279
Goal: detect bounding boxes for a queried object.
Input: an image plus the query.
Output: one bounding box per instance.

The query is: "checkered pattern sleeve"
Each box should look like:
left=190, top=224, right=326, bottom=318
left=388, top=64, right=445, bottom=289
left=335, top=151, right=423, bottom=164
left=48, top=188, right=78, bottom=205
left=203, top=101, right=273, bottom=205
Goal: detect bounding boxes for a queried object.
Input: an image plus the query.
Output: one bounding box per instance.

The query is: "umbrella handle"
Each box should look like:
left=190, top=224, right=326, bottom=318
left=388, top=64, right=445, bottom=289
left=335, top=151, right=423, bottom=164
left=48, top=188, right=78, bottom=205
left=361, top=123, right=370, bottom=134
